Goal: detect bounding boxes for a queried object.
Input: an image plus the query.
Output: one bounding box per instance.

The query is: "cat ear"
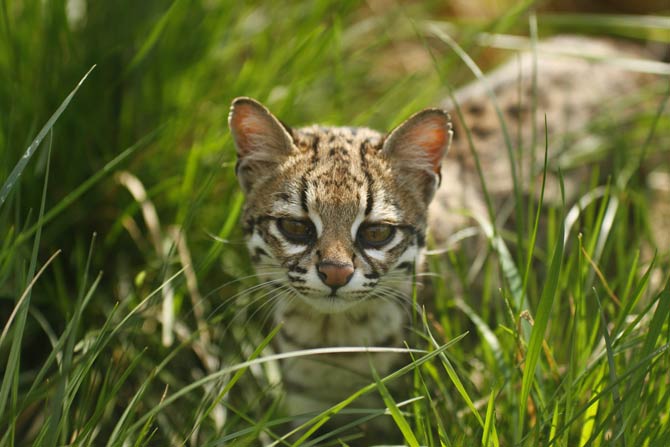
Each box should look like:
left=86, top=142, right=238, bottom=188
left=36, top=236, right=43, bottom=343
left=229, top=97, right=294, bottom=160
left=382, top=109, right=452, bottom=175
left=228, top=97, right=295, bottom=193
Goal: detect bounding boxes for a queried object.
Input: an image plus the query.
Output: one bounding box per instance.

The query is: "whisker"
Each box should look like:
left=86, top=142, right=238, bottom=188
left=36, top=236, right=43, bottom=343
left=371, top=291, right=418, bottom=322
left=187, top=269, right=284, bottom=313
left=220, top=282, right=294, bottom=332
left=240, top=283, right=294, bottom=326
left=259, top=288, right=298, bottom=329
left=206, top=278, right=287, bottom=321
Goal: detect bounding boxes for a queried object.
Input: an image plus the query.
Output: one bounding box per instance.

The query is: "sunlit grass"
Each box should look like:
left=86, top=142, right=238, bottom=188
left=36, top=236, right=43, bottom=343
left=1, top=0, right=669, bottom=445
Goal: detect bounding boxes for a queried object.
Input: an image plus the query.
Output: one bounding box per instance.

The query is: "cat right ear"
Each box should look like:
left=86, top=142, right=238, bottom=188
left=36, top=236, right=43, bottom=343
left=382, top=108, right=452, bottom=175
left=382, top=108, right=452, bottom=202
left=228, top=97, right=295, bottom=192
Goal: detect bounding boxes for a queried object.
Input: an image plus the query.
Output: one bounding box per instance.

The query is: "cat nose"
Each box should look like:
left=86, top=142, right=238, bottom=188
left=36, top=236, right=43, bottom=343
left=317, top=261, right=354, bottom=289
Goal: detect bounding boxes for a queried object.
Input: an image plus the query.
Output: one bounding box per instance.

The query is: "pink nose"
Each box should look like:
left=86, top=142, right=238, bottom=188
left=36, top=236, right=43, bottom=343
left=317, top=262, right=354, bottom=289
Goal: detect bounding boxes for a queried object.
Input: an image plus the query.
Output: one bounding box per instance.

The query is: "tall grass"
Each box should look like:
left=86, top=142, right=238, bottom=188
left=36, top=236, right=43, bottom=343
left=1, top=0, right=669, bottom=445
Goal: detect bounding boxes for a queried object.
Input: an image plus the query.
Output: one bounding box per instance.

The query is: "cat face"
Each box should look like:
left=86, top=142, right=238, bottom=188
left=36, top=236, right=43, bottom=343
left=229, top=98, right=451, bottom=313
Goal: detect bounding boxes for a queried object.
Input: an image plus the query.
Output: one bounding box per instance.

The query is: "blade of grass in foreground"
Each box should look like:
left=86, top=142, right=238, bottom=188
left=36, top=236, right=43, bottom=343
left=372, top=366, right=419, bottom=447
left=183, top=324, right=283, bottom=444
left=594, top=289, right=626, bottom=446
left=482, top=389, right=497, bottom=447
left=623, top=281, right=670, bottom=432
left=522, top=117, right=550, bottom=298
left=517, top=174, right=566, bottom=439
left=0, top=134, right=53, bottom=434
left=546, top=343, right=670, bottom=446
left=272, top=336, right=466, bottom=447
left=113, top=344, right=432, bottom=446
left=421, top=311, right=500, bottom=447
left=44, top=233, right=98, bottom=446
left=15, top=125, right=163, bottom=246
left=0, top=249, right=61, bottom=347
left=0, top=66, right=95, bottom=208
left=301, top=401, right=422, bottom=447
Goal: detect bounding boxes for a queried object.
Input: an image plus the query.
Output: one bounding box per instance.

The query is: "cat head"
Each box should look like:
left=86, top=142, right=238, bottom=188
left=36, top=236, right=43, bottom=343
left=229, top=97, right=451, bottom=314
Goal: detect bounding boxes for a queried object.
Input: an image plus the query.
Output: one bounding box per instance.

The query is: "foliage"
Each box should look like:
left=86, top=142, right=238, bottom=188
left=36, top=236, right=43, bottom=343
left=1, top=0, right=669, bottom=445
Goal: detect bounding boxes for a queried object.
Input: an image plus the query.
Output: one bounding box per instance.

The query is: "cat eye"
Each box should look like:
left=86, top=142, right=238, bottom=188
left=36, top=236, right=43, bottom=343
left=277, top=218, right=314, bottom=244
left=357, top=224, right=395, bottom=248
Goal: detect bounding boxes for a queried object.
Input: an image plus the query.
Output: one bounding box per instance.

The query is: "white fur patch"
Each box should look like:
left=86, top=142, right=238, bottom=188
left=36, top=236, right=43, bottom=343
left=308, top=208, right=323, bottom=237
left=303, top=181, right=324, bottom=236
left=367, top=190, right=403, bottom=223
left=364, top=248, right=387, bottom=262
left=345, top=271, right=366, bottom=290
left=271, top=200, right=304, bottom=216
left=350, top=197, right=367, bottom=240
left=247, top=232, right=267, bottom=253
left=393, top=244, right=418, bottom=267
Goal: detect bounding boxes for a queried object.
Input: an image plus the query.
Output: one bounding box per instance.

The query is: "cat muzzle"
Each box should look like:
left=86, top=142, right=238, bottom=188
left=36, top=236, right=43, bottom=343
left=316, top=261, right=354, bottom=290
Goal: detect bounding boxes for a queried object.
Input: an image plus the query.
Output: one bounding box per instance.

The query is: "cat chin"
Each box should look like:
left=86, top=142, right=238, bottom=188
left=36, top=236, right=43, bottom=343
left=294, top=293, right=370, bottom=314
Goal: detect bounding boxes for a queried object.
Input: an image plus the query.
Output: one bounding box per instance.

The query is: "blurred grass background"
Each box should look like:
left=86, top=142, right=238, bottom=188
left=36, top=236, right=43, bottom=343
left=1, top=0, right=669, bottom=445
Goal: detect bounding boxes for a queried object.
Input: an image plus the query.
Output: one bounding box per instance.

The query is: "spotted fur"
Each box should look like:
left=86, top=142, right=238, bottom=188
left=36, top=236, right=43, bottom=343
left=429, top=36, right=659, bottom=244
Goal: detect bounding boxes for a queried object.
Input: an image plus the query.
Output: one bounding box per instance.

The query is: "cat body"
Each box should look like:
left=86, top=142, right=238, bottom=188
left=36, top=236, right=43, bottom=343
left=431, top=35, right=657, bottom=244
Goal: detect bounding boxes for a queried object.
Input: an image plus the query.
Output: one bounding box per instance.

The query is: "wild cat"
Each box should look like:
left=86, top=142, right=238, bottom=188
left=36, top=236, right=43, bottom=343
left=228, top=35, right=662, bottom=433
left=228, top=96, right=450, bottom=423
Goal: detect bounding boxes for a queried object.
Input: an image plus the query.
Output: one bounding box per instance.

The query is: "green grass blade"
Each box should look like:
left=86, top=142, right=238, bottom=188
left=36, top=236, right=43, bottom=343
left=372, top=366, right=419, bottom=447
left=272, top=336, right=466, bottom=447
left=640, top=282, right=670, bottom=360
left=184, top=324, right=283, bottom=444
left=44, top=233, right=98, bottom=445
left=523, top=116, right=549, bottom=296
left=0, top=250, right=61, bottom=347
left=594, top=288, right=626, bottom=446
left=579, top=367, right=604, bottom=447
left=429, top=24, right=525, bottom=263
left=125, top=0, right=185, bottom=73
left=199, top=190, right=245, bottom=275
left=0, top=66, right=95, bottom=208
left=482, top=389, right=497, bottom=447
left=548, top=400, right=560, bottom=443
left=623, top=281, right=670, bottom=425
left=421, top=312, right=500, bottom=447
left=518, top=186, right=565, bottom=436
left=547, top=344, right=669, bottom=446
left=475, top=214, right=529, bottom=316
left=0, top=133, right=53, bottom=426
left=15, top=126, right=162, bottom=245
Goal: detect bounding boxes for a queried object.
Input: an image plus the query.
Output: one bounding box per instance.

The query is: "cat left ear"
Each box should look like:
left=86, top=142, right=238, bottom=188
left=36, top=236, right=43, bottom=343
left=382, top=109, right=452, bottom=175
left=228, top=97, right=294, bottom=161
left=229, top=97, right=295, bottom=193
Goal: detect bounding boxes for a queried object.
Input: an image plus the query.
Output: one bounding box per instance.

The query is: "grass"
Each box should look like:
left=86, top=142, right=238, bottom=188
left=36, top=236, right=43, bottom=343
left=1, top=0, right=670, bottom=445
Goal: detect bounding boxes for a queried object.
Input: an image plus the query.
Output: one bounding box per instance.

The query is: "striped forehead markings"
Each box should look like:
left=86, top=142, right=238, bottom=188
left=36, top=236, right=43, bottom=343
left=298, top=135, right=321, bottom=214
left=308, top=207, right=324, bottom=236
left=359, top=139, right=374, bottom=216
